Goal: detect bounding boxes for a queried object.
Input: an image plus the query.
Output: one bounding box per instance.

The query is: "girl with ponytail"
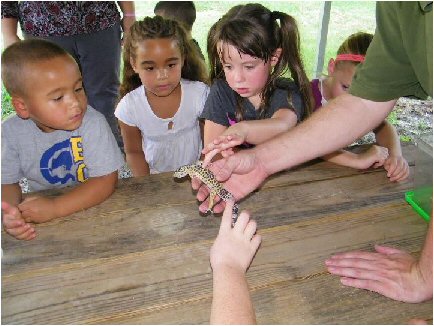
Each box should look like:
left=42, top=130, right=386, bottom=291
left=200, top=3, right=313, bottom=164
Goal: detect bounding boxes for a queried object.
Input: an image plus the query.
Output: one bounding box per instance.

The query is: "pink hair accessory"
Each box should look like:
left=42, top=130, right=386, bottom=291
left=335, top=54, right=365, bottom=62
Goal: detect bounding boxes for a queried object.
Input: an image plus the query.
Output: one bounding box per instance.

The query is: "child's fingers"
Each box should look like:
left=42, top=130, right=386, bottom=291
left=3, top=216, right=25, bottom=229
left=250, top=234, right=262, bottom=251
left=386, top=161, right=398, bottom=177
left=202, top=149, right=220, bottom=168
left=219, top=200, right=234, bottom=231
left=6, top=223, right=34, bottom=238
left=244, top=219, right=257, bottom=240
left=390, top=165, right=409, bottom=182
left=234, top=210, right=250, bottom=233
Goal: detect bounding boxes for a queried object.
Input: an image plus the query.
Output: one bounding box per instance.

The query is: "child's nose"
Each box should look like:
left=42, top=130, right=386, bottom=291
left=157, top=68, right=169, bottom=80
left=233, top=68, right=245, bottom=82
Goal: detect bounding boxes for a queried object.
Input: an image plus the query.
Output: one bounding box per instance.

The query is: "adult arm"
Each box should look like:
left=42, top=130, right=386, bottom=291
left=257, top=95, right=396, bottom=176
left=325, top=218, right=433, bottom=303
left=119, top=121, right=150, bottom=177
left=196, top=94, right=397, bottom=213
left=117, top=1, right=135, bottom=39
left=210, top=201, right=261, bottom=324
left=18, top=172, right=118, bottom=223
left=1, top=17, right=20, bottom=48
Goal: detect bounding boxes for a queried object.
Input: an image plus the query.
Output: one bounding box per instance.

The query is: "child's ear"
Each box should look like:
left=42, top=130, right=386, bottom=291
left=327, top=58, right=336, bottom=75
left=11, top=97, right=30, bottom=119
left=130, top=57, right=139, bottom=73
left=271, top=48, right=282, bottom=67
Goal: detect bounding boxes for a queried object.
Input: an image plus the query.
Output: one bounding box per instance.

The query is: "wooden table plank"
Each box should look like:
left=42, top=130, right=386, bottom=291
left=2, top=143, right=432, bottom=324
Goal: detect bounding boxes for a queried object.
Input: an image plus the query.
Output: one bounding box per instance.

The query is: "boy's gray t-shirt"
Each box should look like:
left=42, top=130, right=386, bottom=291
left=2, top=106, right=125, bottom=192
left=200, top=78, right=305, bottom=126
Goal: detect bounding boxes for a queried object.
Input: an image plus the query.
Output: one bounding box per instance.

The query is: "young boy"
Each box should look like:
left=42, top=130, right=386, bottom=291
left=1, top=39, right=125, bottom=240
left=153, top=1, right=205, bottom=60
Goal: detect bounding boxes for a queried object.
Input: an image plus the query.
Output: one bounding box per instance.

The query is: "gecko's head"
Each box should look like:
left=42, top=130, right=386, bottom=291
left=173, top=165, right=189, bottom=179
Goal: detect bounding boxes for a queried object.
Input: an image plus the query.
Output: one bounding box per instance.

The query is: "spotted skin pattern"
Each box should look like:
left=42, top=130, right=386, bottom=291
left=173, top=161, right=239, bottom=225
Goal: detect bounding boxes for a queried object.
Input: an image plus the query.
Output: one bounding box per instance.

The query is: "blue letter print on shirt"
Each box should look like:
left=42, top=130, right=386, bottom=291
left=40, top=137, right=88, bottom=185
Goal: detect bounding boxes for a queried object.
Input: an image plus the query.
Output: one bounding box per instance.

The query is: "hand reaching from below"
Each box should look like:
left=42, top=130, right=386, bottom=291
left=210, top=201, right=262, bottom=273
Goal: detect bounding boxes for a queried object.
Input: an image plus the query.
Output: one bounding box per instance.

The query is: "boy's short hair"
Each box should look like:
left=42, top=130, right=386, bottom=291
left=154, top=1, right=196, bottom=32
left=1, top=39, right=70, bottom=97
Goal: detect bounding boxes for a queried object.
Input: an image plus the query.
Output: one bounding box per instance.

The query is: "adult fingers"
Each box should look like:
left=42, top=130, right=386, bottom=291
left=328, top=250, right=383, bottom=261
left=327, top=266, right=385, bottom=282
left=374, top=244, right=404, bottom=255
left=191, top=177, right=202, bottom=191
left=339, top=277, right=388, bottom=296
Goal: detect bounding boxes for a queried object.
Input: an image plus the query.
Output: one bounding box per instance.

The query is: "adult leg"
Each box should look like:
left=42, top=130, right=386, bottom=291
left=74, top=23, right=123, bottom=149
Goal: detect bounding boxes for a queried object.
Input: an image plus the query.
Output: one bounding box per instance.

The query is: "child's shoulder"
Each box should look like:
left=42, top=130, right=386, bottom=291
left=275, top=77, right=299, bottom=92
left=181, top=78, right=209, bottom=91
left=2, top=114, right=33, bottom=135
left=181, top=79, right=210, bottom=98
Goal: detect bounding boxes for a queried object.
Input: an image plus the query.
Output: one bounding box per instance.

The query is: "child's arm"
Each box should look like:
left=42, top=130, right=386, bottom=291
left=374, top=120, right=409, bottom=182
left=210, top=201, right=261, bottom=325
left=321, top=145, right=389, bottom=170
left=225, top=109, right=297, bottom=145
left=17, top=172, right=118, bottom=223
left=119, top=121, right=150, bottom=177
left=1, top=184, right=36, bottom=240
left=203, top=109, right=297, bottom=166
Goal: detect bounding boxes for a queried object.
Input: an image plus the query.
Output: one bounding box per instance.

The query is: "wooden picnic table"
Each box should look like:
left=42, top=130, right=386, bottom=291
left=2, top=142, right=432, bottom=324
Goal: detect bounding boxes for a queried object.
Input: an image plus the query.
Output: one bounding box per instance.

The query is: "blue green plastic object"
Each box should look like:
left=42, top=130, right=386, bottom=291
left=405, top=191, right=431, bottom=222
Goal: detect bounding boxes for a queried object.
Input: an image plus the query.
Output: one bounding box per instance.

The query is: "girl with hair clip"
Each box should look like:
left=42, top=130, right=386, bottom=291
left=312, top=32, right=409, bottom=181
left=115, top=16, right=209, bottom=176
left=200, top=3, right=313, bottom=166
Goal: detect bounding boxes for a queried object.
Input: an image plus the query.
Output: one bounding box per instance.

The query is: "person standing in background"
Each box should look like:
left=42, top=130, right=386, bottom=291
left=1, top=1, right=136, bottom=150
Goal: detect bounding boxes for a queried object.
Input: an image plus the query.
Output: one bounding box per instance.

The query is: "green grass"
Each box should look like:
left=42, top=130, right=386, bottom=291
left=1, top=1, right=376, bottom=120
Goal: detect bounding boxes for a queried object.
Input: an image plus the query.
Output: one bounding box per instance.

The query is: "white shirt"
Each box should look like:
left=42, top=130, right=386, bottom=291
left=115, top=79, right=209, bottom=174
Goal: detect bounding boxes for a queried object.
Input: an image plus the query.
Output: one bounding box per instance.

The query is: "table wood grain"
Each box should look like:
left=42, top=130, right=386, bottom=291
left=2, top=143, right=432, bottom=324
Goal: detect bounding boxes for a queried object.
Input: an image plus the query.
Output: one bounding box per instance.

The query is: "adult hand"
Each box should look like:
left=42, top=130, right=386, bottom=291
left=193, top=149, right=269, bottom=214
left=210, top=201, right=262, bottom=273
left=384, top=155, right=410, bottom=182
left=325, top=244, right=433, bottom=303
left=1, top=201, right=36, bottom=240
left=18, top=196, right=59, bottom=223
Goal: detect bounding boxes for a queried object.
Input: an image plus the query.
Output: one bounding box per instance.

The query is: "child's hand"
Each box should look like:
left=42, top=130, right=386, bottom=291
left=202, top=134, right=245, bottom=168
left=1, top=201, right=36, bottom=240
left=210, top=201, right=262, bottom=273
left=356, top=145, right=389, bottom=169
left=384, top=155, right=409, bottom=182
left=18, top=196, right=59, bottom=223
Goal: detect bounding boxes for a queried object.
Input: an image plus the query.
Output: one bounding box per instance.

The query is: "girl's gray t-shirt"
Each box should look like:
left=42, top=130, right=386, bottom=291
left=200, top=78, right=305, bottom=126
